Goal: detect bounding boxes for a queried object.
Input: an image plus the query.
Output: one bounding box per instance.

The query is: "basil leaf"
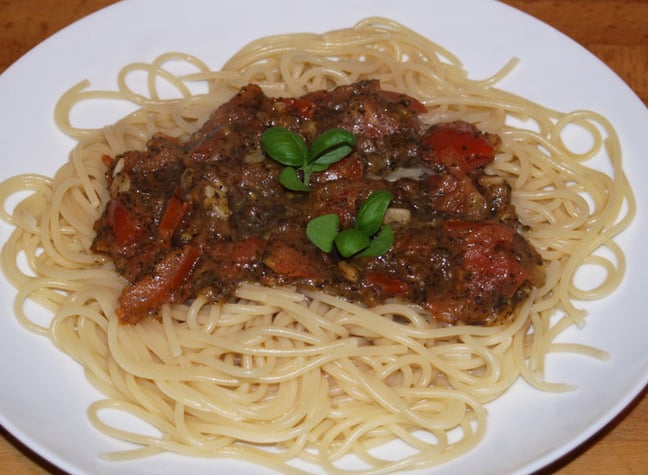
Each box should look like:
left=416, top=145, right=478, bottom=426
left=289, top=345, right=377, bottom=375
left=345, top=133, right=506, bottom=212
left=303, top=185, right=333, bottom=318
left=261, top=127, right=307, bottom=167
left=310, top=162, right=330, bottom=172
left=355, top=190, right=393, bottom=236
left=358, top=225, right=394, bottom=257
left=261, top=127, right=357, bottom=191
left=308, top=128, right=355, bottom=163
left=279, top=167, right=310, bottom=191
left=306, top=214, right=339, bottom=252
left=313, top=145, right=353, bottom=166
left=335, top=228, right=370, bottom=258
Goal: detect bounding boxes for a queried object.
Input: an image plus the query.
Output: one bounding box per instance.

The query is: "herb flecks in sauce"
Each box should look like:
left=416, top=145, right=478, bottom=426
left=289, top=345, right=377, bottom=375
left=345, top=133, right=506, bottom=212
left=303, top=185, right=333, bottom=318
left=91, top=80, right=545, bottom=325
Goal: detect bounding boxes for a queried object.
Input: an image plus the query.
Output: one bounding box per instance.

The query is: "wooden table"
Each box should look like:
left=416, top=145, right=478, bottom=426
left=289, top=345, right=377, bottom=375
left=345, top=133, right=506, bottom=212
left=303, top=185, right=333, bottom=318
left=0, top=1, right=646, bottom=474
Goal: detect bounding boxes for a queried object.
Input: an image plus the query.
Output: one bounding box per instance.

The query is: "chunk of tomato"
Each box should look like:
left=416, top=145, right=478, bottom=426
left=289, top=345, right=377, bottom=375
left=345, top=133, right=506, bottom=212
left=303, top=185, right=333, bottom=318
left=158, top=194, right=189, bottom=242
left=443, top=220, right=527, bottom=298
left=118, top=245, right=201, bottom=323
left=263, top=242, right=324, bottom=280
left=421, top=121, right=495, bottom=174
left=363, top=271, right=410, bottom=295
left=107, top=199, right=141, bottom=248
left=231, top=238, right=267, bottom=265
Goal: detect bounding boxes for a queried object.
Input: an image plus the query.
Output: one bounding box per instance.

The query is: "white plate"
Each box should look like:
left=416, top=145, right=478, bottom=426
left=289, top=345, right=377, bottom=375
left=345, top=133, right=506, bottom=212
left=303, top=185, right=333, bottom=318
left=0, top=1, right=646, bottom=474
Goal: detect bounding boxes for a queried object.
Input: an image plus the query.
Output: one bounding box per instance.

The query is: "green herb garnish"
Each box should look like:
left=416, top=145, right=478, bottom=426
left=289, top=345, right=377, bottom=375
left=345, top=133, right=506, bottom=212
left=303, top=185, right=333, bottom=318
left=308, top=190, right=394, bottom=258
left=261, top=127, right=392, bottom=257
left=306, top=214, right=340, bottom=253
left=261, top=127, right=356, bottom=191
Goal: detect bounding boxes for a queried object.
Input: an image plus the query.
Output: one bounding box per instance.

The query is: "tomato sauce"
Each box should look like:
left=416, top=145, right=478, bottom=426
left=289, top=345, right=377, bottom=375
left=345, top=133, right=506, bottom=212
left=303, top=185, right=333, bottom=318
left=91, top=80, right=544, bottom=324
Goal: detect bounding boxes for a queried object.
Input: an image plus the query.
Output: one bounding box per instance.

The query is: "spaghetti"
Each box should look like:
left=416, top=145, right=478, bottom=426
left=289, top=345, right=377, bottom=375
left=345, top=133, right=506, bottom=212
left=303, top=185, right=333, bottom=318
left=0, top=17, right=635, bottom=474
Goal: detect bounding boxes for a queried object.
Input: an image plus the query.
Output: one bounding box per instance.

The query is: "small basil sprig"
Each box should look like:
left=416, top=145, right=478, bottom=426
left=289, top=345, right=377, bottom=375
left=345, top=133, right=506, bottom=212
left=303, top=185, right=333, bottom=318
left=261, top=127, right=356, bottom=191
left=307, top=190, right=394, bottom=258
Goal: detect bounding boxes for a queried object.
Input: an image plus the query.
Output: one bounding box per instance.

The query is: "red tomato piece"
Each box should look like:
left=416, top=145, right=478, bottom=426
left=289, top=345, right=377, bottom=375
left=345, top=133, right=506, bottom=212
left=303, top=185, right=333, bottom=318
left=107, top=199, right=141, bottom=248
left=263, top=242, right=324, bottom=280
left=118, top=245, right=201, bottom=323
left=443, top=220, right=527, bottom=298
left=231, top=238, right=266, bottom=265
left=159, top=195, right=190, bottom=242
left=363, top=271, right=410, bottom=295
left=421, top=121, right=495, bottom=174
left=101, top=154, right=113, bottom=168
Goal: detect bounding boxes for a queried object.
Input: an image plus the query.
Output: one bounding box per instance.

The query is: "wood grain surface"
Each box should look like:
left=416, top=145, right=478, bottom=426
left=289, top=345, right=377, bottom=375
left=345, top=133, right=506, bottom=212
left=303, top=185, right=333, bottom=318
left=0, top=1, right=646, bottom=474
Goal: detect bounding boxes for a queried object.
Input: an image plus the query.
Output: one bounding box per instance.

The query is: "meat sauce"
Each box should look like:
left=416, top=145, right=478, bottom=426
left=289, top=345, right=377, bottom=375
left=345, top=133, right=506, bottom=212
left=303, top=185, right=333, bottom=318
left=91, top=80, right=544, bottom=325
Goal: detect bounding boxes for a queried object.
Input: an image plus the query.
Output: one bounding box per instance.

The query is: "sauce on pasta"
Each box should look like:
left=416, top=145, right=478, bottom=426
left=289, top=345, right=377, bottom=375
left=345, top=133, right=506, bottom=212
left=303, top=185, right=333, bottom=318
left=91, top=80, right=544, bottom=325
